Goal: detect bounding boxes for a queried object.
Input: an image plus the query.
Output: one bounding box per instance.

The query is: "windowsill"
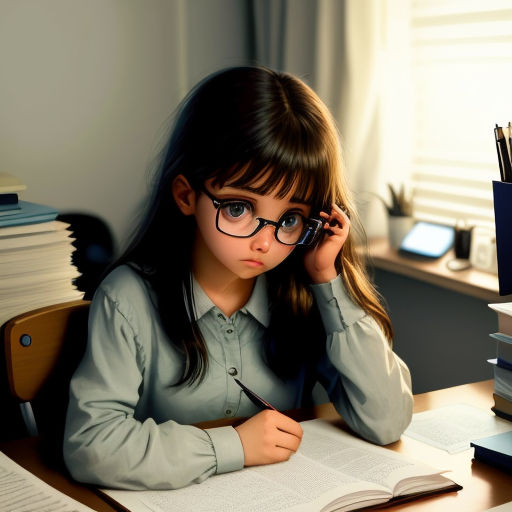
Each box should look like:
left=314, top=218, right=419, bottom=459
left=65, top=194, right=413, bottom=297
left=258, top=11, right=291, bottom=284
left=366, top=237, right=510, bottom=302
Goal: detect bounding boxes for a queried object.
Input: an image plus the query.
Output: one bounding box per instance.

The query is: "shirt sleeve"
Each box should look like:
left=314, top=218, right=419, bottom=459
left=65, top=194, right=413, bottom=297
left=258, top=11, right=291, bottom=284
left=310, top=275, right=413, bottom=445
left=63, top=285, right=244, bottom=490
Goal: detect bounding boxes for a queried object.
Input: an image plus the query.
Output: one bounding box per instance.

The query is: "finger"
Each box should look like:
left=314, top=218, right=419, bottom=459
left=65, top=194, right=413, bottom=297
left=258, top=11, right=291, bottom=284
left=272, top=446, right=297, bottom=462
left=321, top=216, right=344, bottom=236
left=274, top=415, right=303, bottom=439
left=274, top=430, right=302, bottom=452
left=330, top=204, right=350, bottom=225
left=319, top=205, right=349, bottom=228
left=333, top=203, right=350, bottom=219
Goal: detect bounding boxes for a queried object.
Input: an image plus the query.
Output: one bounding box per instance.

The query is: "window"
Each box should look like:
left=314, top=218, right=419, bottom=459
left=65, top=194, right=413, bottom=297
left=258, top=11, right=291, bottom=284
left=409, top=0, right=512, bottom=229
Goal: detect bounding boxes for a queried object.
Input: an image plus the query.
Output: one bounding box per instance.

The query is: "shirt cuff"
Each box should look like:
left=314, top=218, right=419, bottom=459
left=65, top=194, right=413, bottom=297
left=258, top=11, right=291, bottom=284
left=205, top=426, right=245, bottom=474
left=310, top=275, right=366, bottom=332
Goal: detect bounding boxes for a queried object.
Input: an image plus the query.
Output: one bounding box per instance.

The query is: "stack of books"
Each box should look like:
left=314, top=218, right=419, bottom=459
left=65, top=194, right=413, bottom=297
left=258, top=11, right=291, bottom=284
left=0, top=173, right=84, bottom=327
left=488, top=302, right=512, bottom=422
left=469, top=302, right=512, bottom=473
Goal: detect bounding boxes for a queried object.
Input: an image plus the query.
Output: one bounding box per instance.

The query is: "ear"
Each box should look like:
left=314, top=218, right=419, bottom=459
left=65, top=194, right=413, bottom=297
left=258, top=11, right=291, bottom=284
left=172, top=174, right=196, bottom=215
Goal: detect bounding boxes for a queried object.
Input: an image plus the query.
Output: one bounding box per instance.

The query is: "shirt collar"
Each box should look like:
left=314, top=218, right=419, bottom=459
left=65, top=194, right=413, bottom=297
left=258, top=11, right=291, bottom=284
left=191, top=274, right=270, bottom=328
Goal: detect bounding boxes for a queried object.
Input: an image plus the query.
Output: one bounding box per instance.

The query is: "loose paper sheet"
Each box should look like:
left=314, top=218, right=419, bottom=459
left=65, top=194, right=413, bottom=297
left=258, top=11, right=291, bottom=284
left=403, top=403, right=512, bottom=453
left=0, top=451, right=95, bottom=512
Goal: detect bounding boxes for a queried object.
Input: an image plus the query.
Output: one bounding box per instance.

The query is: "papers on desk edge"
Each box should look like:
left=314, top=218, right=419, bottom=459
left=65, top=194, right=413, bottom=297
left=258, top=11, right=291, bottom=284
left=0, top=451, right=95, bottom=512
left=403, top=403, right=512, bottom=453
left=101, top=419, right=461, bottom=512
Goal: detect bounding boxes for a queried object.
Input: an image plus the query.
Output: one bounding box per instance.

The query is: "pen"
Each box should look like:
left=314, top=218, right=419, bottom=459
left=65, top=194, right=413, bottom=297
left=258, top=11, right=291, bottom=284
left=507, top=121, right=512, bottom=170
left=494, top=124, right=512, bottom=183
left=234, top=378, right=277, bottom=411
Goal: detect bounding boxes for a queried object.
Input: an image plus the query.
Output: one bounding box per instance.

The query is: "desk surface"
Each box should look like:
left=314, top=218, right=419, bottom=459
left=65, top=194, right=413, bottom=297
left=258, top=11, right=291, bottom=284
left=367, top=237, right=511, bottom=302
left=1, top=379, right=510, bottom=512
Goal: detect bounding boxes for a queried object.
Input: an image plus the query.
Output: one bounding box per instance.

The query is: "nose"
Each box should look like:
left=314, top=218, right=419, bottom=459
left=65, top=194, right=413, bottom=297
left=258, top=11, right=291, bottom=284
left=250, top=225, right=275, bottom=253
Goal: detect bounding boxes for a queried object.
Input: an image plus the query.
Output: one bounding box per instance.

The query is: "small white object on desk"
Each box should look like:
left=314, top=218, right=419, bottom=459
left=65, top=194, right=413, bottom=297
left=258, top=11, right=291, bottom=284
left=446, top=258, right=471, bottom=271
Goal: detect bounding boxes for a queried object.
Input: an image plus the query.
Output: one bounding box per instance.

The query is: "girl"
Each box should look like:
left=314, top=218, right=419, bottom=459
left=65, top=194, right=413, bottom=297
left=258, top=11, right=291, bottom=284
left=63, top=66, right=413, bottom=490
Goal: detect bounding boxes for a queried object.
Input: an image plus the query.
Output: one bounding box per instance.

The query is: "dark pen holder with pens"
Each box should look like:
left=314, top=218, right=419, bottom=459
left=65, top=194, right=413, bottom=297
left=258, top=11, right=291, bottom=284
left=493, top=180, right=512, bottom=296
left=493, top=123, right=512, bottom=296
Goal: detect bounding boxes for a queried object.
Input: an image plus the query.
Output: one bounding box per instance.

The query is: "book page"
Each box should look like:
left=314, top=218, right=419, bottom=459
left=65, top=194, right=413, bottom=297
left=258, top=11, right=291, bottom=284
left=0, top=241, right=75, bottom=264
left=299, top=420, right=452, bottom=496
left=489, top=303, right=512, bottom=317
left=0, top=220, right=69, bottom=237
left=404, top=404, right=512, bottom=453
left=105, top=453, right=388, bottom=512
left=0, top=230, right=73, bottom=250
left=103, top=419, right=455, bottom=512
left=0, top=451, right=95, bottom=512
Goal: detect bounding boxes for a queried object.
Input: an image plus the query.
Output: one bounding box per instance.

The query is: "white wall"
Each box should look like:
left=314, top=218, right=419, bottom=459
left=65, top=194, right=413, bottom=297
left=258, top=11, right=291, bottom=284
left=0, top=0, right=250, bottom=249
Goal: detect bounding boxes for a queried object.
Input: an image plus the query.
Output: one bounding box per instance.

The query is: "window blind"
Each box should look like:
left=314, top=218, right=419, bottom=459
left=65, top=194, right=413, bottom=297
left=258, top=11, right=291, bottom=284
left=409, top=0, right=512, bottom=229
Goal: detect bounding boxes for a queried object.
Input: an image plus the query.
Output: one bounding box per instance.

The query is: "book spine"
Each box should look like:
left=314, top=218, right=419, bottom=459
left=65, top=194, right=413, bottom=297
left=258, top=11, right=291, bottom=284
left=492, top=407, right=512, bottom=422
left=497, top=312, right=512, bottom=337
left=0, top=193, right=18, bottom=205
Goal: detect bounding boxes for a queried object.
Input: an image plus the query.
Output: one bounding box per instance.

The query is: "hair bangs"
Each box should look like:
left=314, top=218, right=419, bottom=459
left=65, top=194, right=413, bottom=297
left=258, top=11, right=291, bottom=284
left=211, top=146, right=332, bottom=212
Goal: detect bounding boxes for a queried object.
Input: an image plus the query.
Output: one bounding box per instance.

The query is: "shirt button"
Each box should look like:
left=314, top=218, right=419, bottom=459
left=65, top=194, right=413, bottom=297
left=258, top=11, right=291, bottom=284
left=226, top=328, right=233, bottom=334
left=228, top=367, right=238, bottom=376
left=225, top=409, right=232, bottom=415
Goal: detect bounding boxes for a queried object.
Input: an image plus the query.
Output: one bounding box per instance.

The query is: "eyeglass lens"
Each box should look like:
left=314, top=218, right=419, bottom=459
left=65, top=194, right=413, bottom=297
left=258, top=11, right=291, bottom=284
left=216, top=200, right=315, bottom=245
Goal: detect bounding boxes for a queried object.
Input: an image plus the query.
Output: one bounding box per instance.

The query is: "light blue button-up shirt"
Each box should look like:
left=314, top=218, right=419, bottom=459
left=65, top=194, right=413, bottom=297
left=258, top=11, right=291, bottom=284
left=63, top=265, right=412, bottom=490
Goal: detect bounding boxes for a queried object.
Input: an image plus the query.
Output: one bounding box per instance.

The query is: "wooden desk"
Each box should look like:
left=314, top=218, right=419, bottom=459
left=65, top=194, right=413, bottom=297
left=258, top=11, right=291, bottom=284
left=1, top=380, right=510, bottom=511
left=367, top=237, right=511, bottom=302
left=381, top=379, right=512, bottom=511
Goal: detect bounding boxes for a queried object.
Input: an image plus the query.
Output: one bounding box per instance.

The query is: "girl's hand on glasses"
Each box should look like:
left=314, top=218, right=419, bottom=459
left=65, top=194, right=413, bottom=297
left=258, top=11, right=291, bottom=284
left=303, top=204, right=350, bottom=284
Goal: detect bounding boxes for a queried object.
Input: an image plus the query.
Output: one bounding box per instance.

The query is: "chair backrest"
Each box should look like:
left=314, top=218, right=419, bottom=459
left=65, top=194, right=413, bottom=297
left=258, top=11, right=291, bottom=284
left=3, top=300, right=90, bottom=437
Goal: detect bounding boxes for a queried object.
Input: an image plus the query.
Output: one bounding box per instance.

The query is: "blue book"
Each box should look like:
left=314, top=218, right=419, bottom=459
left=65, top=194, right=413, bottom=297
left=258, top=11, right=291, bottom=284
left=0, top=193, right=18, bottom=205
left=471, top=431, right=512, bottom=474
left=0, top=193, right=20, bottom=212
left=0, top=200, right=58, bottom=228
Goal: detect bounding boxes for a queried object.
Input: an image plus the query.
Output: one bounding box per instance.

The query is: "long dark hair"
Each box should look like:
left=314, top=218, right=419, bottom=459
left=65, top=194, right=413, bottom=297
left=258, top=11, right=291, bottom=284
left=113, top=66, right=392, bottom=386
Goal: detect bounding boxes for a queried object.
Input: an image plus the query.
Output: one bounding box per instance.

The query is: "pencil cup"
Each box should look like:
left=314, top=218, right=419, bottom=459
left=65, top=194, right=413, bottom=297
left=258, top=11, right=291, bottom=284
left=387, top=216, right=414, bottom=250
left=493, top=180, right=512, bottom=295
left=454, top=221, right=472, bottom=260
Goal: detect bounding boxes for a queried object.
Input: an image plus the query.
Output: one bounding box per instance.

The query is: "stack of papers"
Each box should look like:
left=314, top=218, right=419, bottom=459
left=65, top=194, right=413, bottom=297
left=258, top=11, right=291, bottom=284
left=488, top=303, right=512, bottom=420
left=0, top=451, right=95, bottom=511
left=0, top=220, right=84, bottom=326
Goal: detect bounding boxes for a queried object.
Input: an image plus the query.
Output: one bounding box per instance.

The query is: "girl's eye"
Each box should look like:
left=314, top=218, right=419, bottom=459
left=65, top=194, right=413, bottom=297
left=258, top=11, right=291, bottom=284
left=280, top=213, right=303, bottom=232
left=221, top=201, right=252, bottom=220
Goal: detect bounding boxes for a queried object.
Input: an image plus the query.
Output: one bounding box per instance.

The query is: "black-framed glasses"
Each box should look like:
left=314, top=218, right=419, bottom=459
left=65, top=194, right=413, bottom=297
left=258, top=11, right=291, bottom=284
left=201, top=187, right=323, bottom=246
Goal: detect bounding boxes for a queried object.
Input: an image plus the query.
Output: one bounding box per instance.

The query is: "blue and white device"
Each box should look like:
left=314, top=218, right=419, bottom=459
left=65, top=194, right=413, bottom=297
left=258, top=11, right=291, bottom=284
left=399, top=221, right=455, bottom=258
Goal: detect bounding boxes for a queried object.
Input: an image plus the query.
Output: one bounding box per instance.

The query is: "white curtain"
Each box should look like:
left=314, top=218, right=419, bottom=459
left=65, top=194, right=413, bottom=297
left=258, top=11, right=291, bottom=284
left=250, top=0, right=410, bottom=237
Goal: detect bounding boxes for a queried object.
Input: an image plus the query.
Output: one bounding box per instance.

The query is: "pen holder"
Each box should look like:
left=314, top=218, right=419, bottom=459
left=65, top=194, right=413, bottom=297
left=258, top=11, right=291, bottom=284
left=492, top=180, right=512, bottom=295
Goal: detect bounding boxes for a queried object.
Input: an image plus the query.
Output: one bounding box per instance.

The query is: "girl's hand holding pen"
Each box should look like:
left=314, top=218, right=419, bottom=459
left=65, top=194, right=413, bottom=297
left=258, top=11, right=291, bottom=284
left=304, top=203, right=350, bottom=284
left=234, top=411, right=303, bottom=466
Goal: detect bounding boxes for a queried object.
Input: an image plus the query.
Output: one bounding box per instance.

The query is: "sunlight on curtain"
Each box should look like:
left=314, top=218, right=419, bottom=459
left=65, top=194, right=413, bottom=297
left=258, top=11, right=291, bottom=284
left=410, top=0, right=512, bottom=230
left=249, top=0, right=414, bottom=238
left=338, top=0, right=412, bottom=237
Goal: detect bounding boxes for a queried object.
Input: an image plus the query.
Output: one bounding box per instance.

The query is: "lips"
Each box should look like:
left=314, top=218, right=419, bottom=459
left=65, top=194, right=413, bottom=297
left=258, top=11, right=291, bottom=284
left=242, top=259, right=264, bottom=267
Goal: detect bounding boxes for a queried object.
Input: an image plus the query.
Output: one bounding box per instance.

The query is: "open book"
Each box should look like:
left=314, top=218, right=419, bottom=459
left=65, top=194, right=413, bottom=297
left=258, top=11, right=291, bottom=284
left=102, top=419, right=461, bottom=512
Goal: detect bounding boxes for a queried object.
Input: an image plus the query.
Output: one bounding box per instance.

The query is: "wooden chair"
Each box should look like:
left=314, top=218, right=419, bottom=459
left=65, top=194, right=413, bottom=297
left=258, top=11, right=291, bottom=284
left=3, top=300, right=90, bottom=438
